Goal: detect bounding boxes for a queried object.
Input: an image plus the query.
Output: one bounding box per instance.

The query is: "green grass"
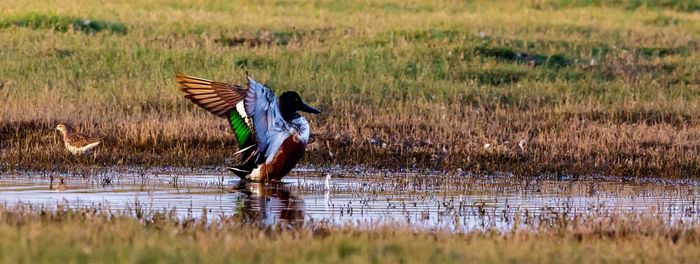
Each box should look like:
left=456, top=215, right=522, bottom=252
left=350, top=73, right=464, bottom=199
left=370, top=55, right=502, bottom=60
left=546, top=0, right=700, bottom=12
left=0, top=13, right=127, bottom=34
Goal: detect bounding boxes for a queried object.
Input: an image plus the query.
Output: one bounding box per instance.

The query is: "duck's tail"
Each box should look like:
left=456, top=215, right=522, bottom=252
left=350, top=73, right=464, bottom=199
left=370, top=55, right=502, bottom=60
left=227, top=146, right=261, bottom=180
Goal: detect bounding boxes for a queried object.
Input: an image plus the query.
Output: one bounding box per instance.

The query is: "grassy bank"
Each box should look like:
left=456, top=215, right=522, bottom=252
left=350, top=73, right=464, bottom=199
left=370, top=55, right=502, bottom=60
left=0, top=204, right=696, bottom=263
left=1, top=0, right=699, bottom=177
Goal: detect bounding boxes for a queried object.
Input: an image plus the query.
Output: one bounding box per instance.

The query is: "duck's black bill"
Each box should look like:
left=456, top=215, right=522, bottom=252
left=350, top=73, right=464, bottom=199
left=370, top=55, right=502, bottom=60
left=300, top=103, right=321, bottom=114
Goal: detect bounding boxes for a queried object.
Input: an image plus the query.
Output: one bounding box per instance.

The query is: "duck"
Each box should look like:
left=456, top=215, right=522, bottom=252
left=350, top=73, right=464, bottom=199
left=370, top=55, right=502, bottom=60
left=55, top=123, right=101, bottom=155
left=176, top=72, right=321, bottom=182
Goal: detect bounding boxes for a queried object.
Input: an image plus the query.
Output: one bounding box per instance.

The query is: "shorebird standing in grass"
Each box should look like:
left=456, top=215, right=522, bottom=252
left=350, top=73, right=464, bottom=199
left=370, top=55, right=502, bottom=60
left=176, top=72, right=321, bottom=182
left=55, top=123, right=101, bottom=155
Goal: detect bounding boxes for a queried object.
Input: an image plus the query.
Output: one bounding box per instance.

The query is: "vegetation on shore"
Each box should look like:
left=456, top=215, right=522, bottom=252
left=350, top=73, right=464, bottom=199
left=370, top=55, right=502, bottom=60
left=1, top=0, right=699, bottom=177
left=0, top=204, right=696, bottom=263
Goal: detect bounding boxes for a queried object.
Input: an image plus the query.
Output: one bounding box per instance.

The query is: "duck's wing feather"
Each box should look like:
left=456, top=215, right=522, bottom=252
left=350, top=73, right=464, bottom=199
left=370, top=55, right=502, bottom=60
left=177, top=72, right=257, bottom=149
left=244, top=77, right=293, bottom=163
left=176, top=73, right=246, bottom=118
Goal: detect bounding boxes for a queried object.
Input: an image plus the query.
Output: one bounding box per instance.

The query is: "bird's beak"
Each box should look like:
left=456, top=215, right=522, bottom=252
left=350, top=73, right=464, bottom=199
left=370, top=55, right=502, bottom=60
left=300, top=102, right=321, bottom=114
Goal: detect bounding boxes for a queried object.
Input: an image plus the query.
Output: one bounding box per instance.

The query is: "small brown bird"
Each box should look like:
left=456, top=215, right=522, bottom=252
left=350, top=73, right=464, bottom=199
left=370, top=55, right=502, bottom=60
left=55, top=123, right=101, bottom=155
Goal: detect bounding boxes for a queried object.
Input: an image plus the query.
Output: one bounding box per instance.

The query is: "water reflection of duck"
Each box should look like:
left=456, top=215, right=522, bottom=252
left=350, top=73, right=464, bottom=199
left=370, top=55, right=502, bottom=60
left=231, top=181, right=303, bottom=227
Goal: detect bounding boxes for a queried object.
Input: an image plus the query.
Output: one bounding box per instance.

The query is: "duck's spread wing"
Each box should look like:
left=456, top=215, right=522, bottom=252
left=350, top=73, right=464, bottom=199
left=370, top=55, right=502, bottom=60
left=176, top=73, right=246, bottom=118
left=245, top=77, right=293, bottom=163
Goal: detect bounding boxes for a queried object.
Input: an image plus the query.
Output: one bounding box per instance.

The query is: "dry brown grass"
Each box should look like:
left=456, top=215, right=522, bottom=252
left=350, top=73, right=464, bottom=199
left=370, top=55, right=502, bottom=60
left=4, top=104, right=700, bottom=178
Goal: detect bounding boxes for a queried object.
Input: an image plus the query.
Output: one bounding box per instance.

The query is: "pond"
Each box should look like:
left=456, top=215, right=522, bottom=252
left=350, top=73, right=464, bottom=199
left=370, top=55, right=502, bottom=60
left=0, top=169, right=698, bottom=231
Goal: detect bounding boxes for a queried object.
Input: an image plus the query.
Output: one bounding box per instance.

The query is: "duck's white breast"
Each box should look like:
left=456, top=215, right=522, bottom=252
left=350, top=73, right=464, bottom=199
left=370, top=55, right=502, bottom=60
left=290, top=117, right=310, bottom=144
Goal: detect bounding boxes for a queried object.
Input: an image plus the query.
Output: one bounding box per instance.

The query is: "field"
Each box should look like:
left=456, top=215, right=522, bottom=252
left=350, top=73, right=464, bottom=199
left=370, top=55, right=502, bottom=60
left=1, top=0, right=699, bottom=177
left=1, top=0, right=700, bottom=262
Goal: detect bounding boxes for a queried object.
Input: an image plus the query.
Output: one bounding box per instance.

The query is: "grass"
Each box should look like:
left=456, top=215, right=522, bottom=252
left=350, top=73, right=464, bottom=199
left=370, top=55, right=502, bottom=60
left=0, top=204, right=696, bottom=263
left=0, top=0, right=699, bottom=177
left=0, top=13, right=127, bottom=34
left=544, top=0, right=700, bottom=12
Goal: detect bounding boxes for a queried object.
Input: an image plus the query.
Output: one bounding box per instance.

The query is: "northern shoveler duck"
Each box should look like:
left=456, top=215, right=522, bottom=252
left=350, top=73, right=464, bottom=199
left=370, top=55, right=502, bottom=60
left=176, top=72, right=320, bottom=182
left=55, top=123, right=101, bottom=155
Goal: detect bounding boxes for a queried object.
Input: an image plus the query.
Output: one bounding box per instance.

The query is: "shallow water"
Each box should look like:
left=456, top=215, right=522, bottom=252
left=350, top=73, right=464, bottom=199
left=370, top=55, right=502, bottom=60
left=0, top=170, right=699, bottom=231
